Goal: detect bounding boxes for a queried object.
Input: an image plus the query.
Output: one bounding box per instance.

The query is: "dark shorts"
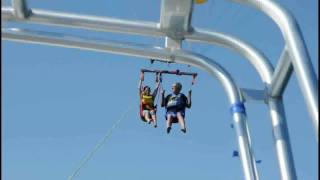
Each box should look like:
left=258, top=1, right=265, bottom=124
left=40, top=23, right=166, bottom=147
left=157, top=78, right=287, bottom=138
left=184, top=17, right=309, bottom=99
left=165, top=109, right=185, bottom=123
left=166, top=110, right=185, bottom=118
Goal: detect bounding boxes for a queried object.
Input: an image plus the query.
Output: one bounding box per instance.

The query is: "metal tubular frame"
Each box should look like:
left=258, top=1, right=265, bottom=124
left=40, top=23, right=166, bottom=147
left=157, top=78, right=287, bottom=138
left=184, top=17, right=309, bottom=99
left=185, top=29, right=273, bottom=83
left=268, top=97, right=297, bottom=180
left=231, top=0, right=318, bottom=140
left=269, top=47, right=293, bottom=97
left=2, top=7, right=272, bottom=82
left=11, top=0, right=30, bottom=18
left=2, top=27, right=258, bottom=180
left=0, top=3, right=293, bottom=180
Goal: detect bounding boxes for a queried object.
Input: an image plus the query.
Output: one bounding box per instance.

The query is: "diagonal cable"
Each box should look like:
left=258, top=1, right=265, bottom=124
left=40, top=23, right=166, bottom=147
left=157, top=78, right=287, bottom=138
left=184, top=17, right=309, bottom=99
left=68, top=102, right=135, bottom=180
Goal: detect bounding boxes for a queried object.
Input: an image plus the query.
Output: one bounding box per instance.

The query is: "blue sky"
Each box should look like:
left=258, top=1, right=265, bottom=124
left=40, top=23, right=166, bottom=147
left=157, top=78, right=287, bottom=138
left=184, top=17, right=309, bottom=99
left=2, top=0, right=318, bottom=180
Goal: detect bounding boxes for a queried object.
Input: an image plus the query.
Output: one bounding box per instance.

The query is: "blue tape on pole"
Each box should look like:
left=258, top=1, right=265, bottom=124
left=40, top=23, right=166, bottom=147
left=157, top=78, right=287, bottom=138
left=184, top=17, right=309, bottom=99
left=230, top=102, right=246, bottom=115
left=256, top=160, right=262, bottom=164
left=232, top=150, right=239, bottom=157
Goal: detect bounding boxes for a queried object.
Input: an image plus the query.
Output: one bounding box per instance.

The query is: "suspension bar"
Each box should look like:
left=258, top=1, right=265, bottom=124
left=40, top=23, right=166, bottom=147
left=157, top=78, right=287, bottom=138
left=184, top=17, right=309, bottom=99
left=141, top=69, right=197, bottom=77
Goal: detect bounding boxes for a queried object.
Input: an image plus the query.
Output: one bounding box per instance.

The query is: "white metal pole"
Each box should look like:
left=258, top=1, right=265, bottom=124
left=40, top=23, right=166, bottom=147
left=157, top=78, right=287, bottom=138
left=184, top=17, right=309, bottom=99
left=186, top=29, right=274, bottom=84
left=176, top=52, right=260, bottom=180
left=2, top=7, right=163, bottom=37
left=268, top=97, right=297, bottom=180
left=186, top=29, right=297, bottom=180
left=11, top=0, right=29, bottom=18
left=269, top=47, right=293, bottom=97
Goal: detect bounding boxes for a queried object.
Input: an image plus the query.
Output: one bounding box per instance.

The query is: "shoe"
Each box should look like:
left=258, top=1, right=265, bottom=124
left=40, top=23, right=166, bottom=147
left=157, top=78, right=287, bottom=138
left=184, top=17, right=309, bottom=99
left=148, top=120, right=152, bottom=124
left=154, top=124, right=157, bottom=128
left=181, top=128, right=186, bottom=133
left=166, top=127, right=171, bottom=134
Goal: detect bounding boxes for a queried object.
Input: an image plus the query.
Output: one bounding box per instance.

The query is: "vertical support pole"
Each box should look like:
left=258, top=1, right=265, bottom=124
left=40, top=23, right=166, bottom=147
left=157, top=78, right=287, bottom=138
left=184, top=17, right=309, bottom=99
left=11, top=0, right=30, bottom=19
left=176, top=52, right=260, bottom=180
left=165, top=36, right=182, bottom=50
left=231, top=102, right=259, bottom=180
left=268, top=97, right=297, bottom=180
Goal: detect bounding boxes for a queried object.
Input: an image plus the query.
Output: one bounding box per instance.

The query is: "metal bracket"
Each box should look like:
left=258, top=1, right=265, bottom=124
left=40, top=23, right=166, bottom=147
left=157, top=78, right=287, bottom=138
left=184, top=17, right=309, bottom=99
left=240, top=88, right=267, bottom=103
left=160, top=0, right=193, bottom=40
left=165, top=36, right=181, bottom=50
left=12, top=0, right=31, bottom=19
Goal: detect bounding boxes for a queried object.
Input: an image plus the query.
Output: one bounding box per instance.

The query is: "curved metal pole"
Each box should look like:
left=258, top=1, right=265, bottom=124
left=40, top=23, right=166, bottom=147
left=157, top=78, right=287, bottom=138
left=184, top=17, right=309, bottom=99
left=0, top=7, right=273, bottom=83
left=185, top=29, right=273, bottom=84
left=2, top=28, right=259, bottom=180
left=231, top=0, right=318, bottom=140
left=176, top=52, right=260, bottom=180
left=186, top=28, right=297, bottom=180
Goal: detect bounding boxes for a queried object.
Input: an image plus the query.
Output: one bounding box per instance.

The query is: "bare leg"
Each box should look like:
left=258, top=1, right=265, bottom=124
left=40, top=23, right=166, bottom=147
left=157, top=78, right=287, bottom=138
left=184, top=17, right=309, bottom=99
left=151, top=114, right=157, bottom=128
left=144, top=112, right=151, bottom=123
left=177, top=112, right=186, bottom=133
left=166, top=114, right=173, bottom=133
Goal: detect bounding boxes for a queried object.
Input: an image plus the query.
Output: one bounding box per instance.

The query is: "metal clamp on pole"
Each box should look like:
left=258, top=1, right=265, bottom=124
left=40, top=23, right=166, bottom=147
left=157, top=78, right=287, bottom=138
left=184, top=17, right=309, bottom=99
left=160, top=0, right=194, bottom=50
left=12, top=0, right=31, bottom=19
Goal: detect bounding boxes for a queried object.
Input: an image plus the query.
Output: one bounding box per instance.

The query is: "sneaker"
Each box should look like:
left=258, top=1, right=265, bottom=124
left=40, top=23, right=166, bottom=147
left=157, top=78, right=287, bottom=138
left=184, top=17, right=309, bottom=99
left=181, top=129, right=186, bottom=133
left=166, top=127, right=171, bottom=134
left=154, top=124, right=157, bottom=128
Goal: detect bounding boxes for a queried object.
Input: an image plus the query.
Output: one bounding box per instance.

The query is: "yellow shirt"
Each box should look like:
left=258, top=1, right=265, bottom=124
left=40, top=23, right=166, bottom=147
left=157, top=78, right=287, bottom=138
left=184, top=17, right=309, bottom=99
left=141, top=95, right=154, bottom=107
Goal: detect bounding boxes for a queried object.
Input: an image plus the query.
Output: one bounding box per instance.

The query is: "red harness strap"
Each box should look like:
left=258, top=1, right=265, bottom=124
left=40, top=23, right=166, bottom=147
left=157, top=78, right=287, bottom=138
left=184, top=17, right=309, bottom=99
left=139, top=71, right=146, bottom=121
left=139, top=99, right=146, bottom=121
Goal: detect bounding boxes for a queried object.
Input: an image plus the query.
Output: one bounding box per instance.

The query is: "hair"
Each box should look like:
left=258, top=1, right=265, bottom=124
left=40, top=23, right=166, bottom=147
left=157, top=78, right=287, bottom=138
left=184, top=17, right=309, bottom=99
left=142, top=86, right=151, bottom=95
left=143, top=86, right=151, bottom=91
left=173, top=82, right=182, bottom=90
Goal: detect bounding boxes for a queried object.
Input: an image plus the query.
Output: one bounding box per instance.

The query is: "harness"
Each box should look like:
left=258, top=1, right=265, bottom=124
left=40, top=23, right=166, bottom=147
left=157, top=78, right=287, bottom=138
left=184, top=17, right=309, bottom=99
left=139, top=72, right=161, bottom=122
left=138, top=67, right=197, bottom=122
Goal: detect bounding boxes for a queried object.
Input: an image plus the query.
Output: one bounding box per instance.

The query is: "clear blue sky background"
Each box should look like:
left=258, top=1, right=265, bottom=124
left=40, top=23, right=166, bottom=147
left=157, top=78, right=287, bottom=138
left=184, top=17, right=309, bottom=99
left=2, top=0, right=318, bottom=180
